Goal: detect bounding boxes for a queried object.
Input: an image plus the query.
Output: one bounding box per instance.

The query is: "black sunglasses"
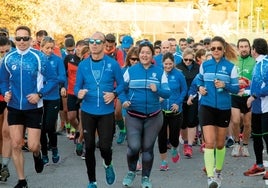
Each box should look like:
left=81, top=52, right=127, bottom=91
left=184, top=58, right=193, bottom=62
left=89, top=39, right=103, bottom=45
left=15, top=36, right=30, bottom=42
left=130, top=58, right=139, bottom=61
left=204, top=42, right=210, bottom=45
left=211, top=46, right=223, bottom=51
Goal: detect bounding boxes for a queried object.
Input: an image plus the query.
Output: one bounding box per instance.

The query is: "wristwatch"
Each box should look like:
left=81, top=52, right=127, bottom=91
left=37, top=92, right=43, bottom=98
left=113, top=91, right=118, bottom=98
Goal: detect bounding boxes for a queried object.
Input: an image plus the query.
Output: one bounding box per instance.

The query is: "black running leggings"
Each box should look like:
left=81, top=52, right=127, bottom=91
left=81, top=111, right=115, bottom=182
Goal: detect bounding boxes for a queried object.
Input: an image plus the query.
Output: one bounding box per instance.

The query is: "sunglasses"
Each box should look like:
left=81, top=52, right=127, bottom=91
left=130, top=57, right=139, bottom=61
left=204, top=42, right=210, bottom=45
left=89, top=39, right=103, bottom=45
left=15, top=36, right=30, bottom=42
left=211, top=46, right=223, bottom=51
left=184, top=58, right=193, bottom=62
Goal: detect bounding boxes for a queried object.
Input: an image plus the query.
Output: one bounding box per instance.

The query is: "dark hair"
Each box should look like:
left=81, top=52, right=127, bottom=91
left=237, top=38, right=251, bottom=48
left=76, top=40, right=89, bottom=47
left=138, top=40, right=154, bottom=56
left=179, top=38, right=187, bottom=43
left=195, top=48, right=206, bottom=61
left=15, top=26, right=31, bottom=36
left=65, top=38, right=75, bottom=48
left=154, top=40, right=161, bottom=47
left=162, top=52, right=174, bottom=63
left=65, top=34, right=74, bottom=39
left=0, top=36, right=10, bottom=46
left=211, top=36, right=237, bottom=62
left=252, top=38, right=268, bottom=55
left=36, top=30, right=48, bottom=37
left=125, top=46, right=139, bottom=67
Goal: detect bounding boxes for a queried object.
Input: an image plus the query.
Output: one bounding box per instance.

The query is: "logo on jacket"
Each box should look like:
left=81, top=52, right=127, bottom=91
left=219, top=66, right=227, bottom=74
left=105, top=63, right=112, bottom=72
left=11, top=65, right=16, bottom=70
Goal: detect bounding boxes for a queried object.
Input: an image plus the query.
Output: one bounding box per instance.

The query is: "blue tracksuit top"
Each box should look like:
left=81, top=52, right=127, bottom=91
left=197, top=57, right=239, bottom=110
left=250, top=55, right=268, bottom=113
left=0, top=47, right=57, bottom=110
left=43, top=53, right=67, bottom=100
left=74, top=55, right=124, bottom=115
left=119, top=62, right=171, bottom=114
left=161, top=68, right=187, bottom=113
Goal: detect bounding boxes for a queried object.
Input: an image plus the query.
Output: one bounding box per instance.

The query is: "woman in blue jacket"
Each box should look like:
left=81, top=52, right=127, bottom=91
left=40, top=36, right=67, bottom=166
left=197, top=36, right=239, bottom=188
left=157, top=52, right=187, bottom=171
left=120, top=41, right=170, bottom=188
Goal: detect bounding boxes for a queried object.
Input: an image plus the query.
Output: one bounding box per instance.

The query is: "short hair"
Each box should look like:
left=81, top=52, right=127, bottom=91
left=65, top=34, right=74, bottom=39
left=15, top=26, right=31, bottom=36
left=36, top=30, right=48, bottom=37
left=0, top=36, right=11, bottom=46
left=154, top=40, right=162, bottom=47
left=65, top=38, right=75, bottom=48
left=138, top=40, right=154, bottom=56
left=252, top=38, right=268, bottom=55
left=162, top=52, right=174, bottom=63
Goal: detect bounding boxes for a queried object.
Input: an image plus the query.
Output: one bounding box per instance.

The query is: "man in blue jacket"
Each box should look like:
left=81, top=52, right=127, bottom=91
left=0, top=25, right=57, bottom=188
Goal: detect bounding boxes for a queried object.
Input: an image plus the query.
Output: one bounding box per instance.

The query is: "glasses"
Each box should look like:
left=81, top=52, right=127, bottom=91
left=211, top=46, right=223, bottom=51
left=204, top=42, right=210, bottom=45
left=140, top=40, right=152, bottom=46
left=15, top=36, right=30, bottom=42
left=89, top=39, right=103, bottom=45
left=0, top=33, right=7, bottom=37
left=130, top=57, right=139, bottom=61
left=183, top=58, right=193, bottom=62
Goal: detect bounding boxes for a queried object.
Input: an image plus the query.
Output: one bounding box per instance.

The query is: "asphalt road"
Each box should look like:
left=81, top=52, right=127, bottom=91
left=1, top=132, right=268, bottom=188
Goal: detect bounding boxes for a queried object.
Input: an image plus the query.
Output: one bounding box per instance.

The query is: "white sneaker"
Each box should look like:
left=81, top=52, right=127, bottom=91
left=207, top=177, right=219, bottom=188
left=241, top=145, right=250, bottom=157
left=214, top=169, right=222, bottom=187
left=231, top=143, right=241, bottom=157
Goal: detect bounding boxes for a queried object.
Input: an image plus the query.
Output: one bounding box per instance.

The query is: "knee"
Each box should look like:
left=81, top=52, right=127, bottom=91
left=11, top=139, right=24, bottom=151
left=27, top=142, right=40, bottom=153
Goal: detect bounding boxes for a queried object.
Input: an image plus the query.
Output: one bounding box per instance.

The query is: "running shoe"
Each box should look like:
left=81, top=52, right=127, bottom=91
left=244, top=164, right=265, bottom=176
left=104, top=163, right=116, bottom=185
left=116, top=132, right=126, bottom=144
left=14, top=180, right=28, bottom=188
left=171, top=148, right=180, bottom=163
left=241, top=145, right=250, bottom=157
left=214, top=169, right=222, bottom=187
left=76, top=142, right=83, bottom=156
left=231, top=143, right=241, bottom=157
left=87, top=182, right=97, bottom=188
left=42, top=155, right=49, bottom=166
left=207, top=177, right=219, bottom=188
left=185, top=146, right=193, bottom=158
left=33, top=152, right=44, bottom=173
left=183, top=144, right=188, bottom=156
left=122, top=171, right=136, bottom=187
left=225, top=138, right=234, bottom=148
left=52, top=147, right=61, bottom=164
left=0, top=165, right=10, bottom=182
left=263, top=171, right=268, bottom=180
left=159, top=160, right=169, bottom=171
left=141, top=176, right=152, bottom=188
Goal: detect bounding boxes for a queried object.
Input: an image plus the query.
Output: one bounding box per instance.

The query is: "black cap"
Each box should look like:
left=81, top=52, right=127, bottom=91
left=203, top=37, right=211, bottom=44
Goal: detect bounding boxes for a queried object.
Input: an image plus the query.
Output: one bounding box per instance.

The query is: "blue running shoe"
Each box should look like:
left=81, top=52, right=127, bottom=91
left=42, top=155, right=49, bottom=166
left=104, top=163, right=116, bottom=185
left=141, top=176, right=152, bottom=188
left=88, top=182, right=97, bottom=188
left=116, top=132, right=126, bottom=144
left=122, top=171, right=136, bottom=187
left=52, top=147, right=60, bottom=164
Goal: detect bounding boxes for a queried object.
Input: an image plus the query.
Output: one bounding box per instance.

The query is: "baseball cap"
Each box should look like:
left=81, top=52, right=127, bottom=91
left=121, top=35, right=133, bottom=49
left=187, top=37, right=194, bottom=44
left=105, top=33, right=116, bottom=43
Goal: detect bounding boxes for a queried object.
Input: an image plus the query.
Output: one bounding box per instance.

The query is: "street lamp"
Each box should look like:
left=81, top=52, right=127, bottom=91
left=256, top=7, right=263, bottom=33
